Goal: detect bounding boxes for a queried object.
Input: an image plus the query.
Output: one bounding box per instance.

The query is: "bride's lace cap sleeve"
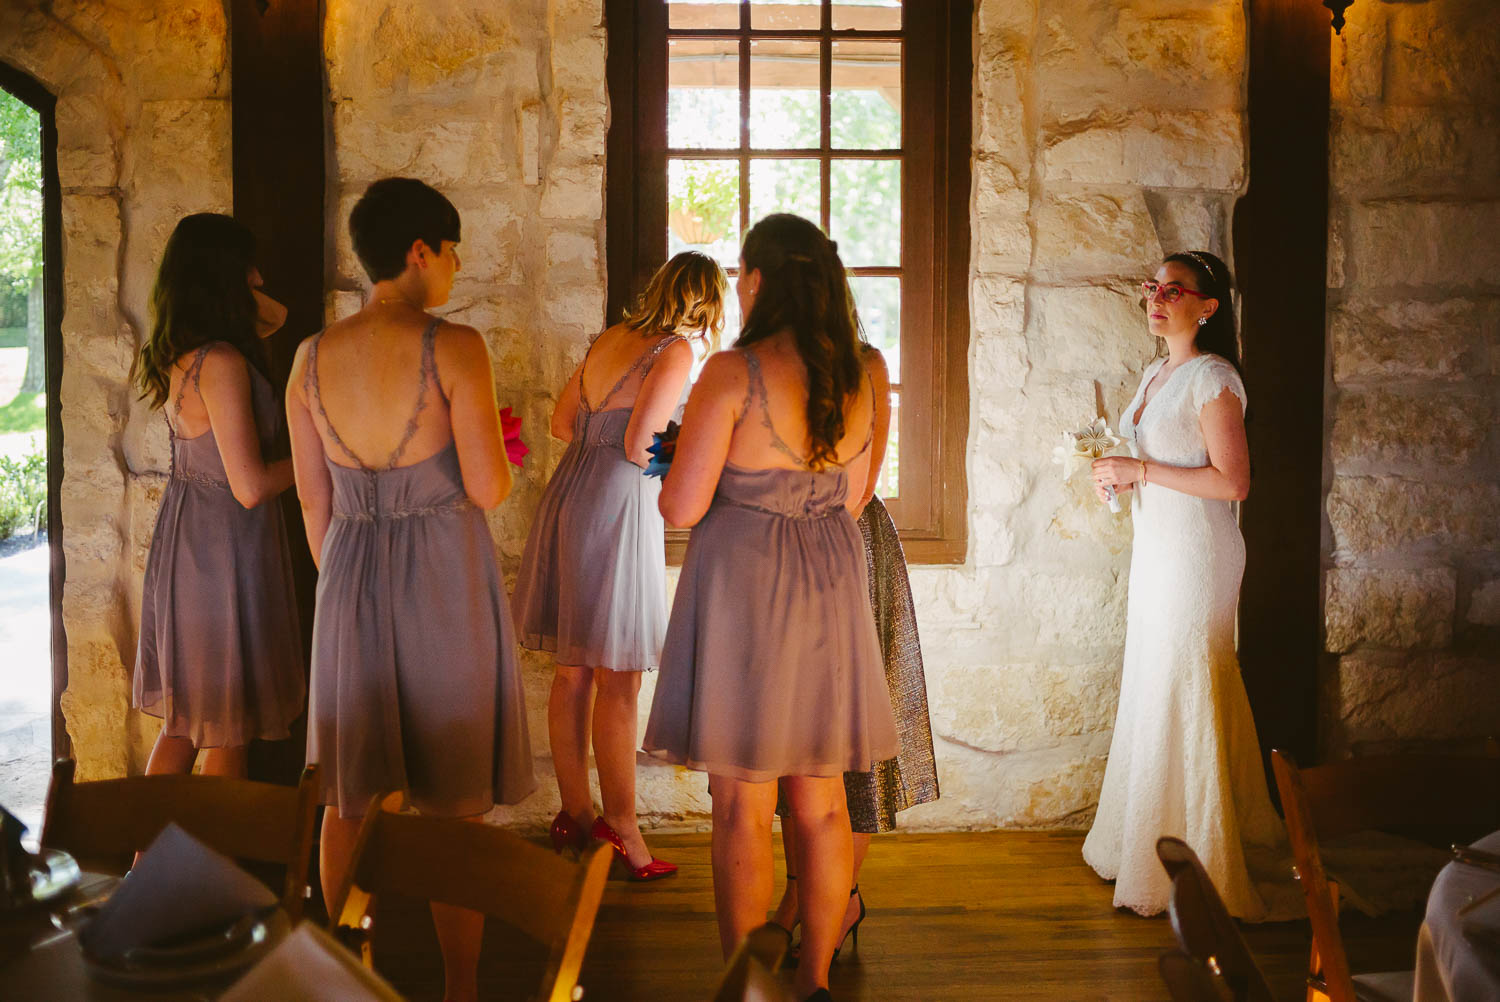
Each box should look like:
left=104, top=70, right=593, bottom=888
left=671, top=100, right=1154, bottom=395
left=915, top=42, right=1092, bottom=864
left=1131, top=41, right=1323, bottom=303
left=1192, top=356, right=1248, bottom=415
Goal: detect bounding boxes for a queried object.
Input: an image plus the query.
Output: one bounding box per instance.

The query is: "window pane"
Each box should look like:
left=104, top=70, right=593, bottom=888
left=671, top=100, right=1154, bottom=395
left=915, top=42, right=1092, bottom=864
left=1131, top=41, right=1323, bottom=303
left=877, top=389, right=900, bottom=497
left=668, top=159, right=742, bottom=269
left=831, top=40, right=901, bottom=150
left=751, top=0, right=820, bottom=30
left=669, top=39, right=740, bottom=150
left=832, top=0, right=902, bottom=31
left=720, top=273, right=744, bottom=343
left=848, top=276, right=900, bottom=378
left=830, top=159, right=900, bottom=266
left=750, top=39, right=820, bottom=150
left=748, top=158, right=821, bottom=229
left=669, top=0, right=741, bottom=29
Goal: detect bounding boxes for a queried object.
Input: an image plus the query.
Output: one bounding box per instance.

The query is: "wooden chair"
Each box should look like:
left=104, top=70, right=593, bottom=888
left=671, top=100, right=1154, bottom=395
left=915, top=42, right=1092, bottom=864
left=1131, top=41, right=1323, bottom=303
left=330, top=792, right=612, bottom=1002
left=710, top=923, right=789, bottom=1002
left=1270, top=746, right=1500, bottom=1002
left=1155, top=836, right=1276, bottom=1002
left=40, top=759, right=320, bottom=921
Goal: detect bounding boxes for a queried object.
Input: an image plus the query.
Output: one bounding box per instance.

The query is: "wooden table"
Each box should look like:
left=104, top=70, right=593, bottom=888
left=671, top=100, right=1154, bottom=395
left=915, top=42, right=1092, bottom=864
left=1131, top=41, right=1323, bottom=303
left=1414, top=830, right=1500, bottom=1002
left=0, top=871, right=272, bottom=1001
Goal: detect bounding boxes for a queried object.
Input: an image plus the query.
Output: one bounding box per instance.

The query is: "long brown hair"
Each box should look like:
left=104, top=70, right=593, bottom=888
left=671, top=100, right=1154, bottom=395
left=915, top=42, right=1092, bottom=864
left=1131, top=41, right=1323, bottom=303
left=135, top=213, right=268, bottom=409
left=623, top=250, right=728, bottom=348
left=735, top=214, right=863, bottom=471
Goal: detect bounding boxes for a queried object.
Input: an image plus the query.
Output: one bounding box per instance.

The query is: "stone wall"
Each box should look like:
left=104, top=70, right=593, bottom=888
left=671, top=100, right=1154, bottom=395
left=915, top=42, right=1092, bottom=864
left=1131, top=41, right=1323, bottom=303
left=0, top=1, right=233, bottom=779
left=1321, top=0, right=1500, bottom=757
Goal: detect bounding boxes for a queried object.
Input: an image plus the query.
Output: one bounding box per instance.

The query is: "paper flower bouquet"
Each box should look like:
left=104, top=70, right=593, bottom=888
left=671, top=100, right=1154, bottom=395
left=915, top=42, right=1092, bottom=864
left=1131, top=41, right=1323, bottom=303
left=643, top=421, right=680, bottom=479
left=499, top=406, right=529, bottom=467
left=1052, top=417, right=1124, bottom=513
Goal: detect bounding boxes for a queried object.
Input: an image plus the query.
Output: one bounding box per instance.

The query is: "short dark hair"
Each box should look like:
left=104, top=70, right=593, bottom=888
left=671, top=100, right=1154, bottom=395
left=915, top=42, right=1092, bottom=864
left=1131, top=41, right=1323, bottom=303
left=349, top=177, right=461, bottom=282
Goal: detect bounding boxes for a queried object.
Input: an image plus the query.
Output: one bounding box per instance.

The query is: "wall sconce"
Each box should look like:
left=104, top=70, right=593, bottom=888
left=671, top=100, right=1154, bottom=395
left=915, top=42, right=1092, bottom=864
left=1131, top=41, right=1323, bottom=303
left=1323, top=0, right=1353, bottom=33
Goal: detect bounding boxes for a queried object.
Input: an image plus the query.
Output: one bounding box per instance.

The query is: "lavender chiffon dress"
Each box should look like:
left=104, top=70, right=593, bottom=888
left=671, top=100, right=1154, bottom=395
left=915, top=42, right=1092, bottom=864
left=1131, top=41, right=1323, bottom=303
left=303, top=322, right=535, bottom=818
left=512, top=334, right=686, bottom=671
left=134, top=345, right=306, bottom=747
left=643, top=353, right=900, bottom=782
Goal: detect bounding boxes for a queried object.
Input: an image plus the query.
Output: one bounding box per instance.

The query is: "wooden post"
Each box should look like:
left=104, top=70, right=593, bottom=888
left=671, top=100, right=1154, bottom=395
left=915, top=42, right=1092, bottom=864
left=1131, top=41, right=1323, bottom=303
left=1233, top=0, right=1332, bottom=775
left=228, top=0, right=325, bottom=784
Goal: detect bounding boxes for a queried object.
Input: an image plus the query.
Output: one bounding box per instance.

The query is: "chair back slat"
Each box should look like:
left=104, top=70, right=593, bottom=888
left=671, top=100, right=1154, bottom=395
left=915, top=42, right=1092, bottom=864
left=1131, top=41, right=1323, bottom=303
left=712, top=924, right=789, bottom=1002
left=334, top=793, right=612, bottom=1002
left=1158, top=949, right=1238, bottom=1002
left=1156, top=836, right=1276, bottom=1002
left=39, top=760, right=320, bottom=921
left=1292, top=750, right=1500, bottom=842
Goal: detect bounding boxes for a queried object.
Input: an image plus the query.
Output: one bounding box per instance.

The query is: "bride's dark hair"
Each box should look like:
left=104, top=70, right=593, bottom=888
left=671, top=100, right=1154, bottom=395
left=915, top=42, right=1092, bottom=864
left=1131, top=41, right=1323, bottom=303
left=1164, top=250, right=1243, bottom=379
left=734, top=214, right=863, bottom=471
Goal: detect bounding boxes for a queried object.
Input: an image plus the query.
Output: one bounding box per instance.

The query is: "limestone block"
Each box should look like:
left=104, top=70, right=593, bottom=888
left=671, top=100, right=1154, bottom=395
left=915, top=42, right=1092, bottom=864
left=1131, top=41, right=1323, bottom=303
left=545, top=230, right=600, bottom=278
left=929, top=661, right=1119, bottom=754
left=1029, top=283, right=1151, bottom=381
left=54, top=92, right=117, bottom=189
left=1467, top=579, right=1500, bottom=627
left=1331, top=298, right=1500, bottom=384
left=1032, top=189, right=1161, bottom=283
left=333, top=107, right=516, bottom=187
left=1346, top=200, right=1500, bottom=290
left=60, top=194, right=122, bottom=318
left=1327, top=476, right=1500, bottom=559
left=548, top=0, right=604, bottom=30
left=1330, top=0, right=1387, bottom=107
left=971, top=276, right=1026, bottom=338
left=326, top=290, right=365, bottom=325
left=1325, top=567, right=1456, bottom=652
left=543, top=283, right=605, bottom=332
left=126, top=474, right=166, bottom=580
left=326, top=1, right=522, bottom=101
left=1330, top=387, right=1491, bottom=472
left=1042, top=112, right=1244, bottom=190
left=539, top=164, right=604, bottom=220
left=1143, top=191, right=1229, bottom=256
left=1321, top=652, right=1500, bottom=759
left=59, top=639, right=131, bottom=780
left=553, top=92, right=608, bottom=166
left=1333, top=107, right=1500, bottom=201
left=972, top=158, right=1031, bottom=273
left=972, top=504, right=1020, bottom=568
left=449, top=196, right=524, bottom=285
left=121, top=392, right=172, bottom=477
left=123, top=2, right=229, bottom=99
left=1384, top=1, right=1500, bottom=109
left=549, top=35, right=606, bottom=96
left=930, top=738, right=1110, bottom=828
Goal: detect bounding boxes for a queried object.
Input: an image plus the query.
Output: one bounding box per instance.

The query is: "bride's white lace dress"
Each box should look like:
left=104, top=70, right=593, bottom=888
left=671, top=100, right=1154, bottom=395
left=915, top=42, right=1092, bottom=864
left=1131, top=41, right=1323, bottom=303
left=1081, top=353, right=1290, bottom=920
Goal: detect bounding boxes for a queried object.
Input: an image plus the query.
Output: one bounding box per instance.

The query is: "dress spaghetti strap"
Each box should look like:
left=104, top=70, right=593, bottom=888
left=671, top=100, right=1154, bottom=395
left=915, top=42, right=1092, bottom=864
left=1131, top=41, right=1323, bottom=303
left=168, top=345, right=212, bottom=439
left=305, top=319, right=441, bottom=471
left=584, top=332, right=687, bottom=413
left=738, top=351, right=876, bottom=468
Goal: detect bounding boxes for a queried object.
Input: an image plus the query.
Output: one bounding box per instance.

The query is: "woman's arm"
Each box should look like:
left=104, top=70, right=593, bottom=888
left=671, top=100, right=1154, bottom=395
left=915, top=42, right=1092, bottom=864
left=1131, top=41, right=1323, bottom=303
left=623, top=339, right=695, bottom=467
left=286, top=342, right=334, bottom=568
left=550, top=356, right=585, bottom=443
left=440, top=324, right=512, bottom=509
left=659, top=352, right=742, bottom=528
left=853, top=347, right=891, bottom=515
left=198, top=345, right=295, bottom=509
left=1091, top=387, right=1250, bottom=501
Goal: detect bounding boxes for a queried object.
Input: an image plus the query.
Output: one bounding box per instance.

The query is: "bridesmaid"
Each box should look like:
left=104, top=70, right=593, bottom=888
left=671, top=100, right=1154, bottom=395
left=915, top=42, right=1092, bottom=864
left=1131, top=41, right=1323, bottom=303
left=771, top=342, right=942, bottom=959
left=133, top=213, right=305, bottom=779
left=514, top=251, right=726, bottom=879
left=288, top=178, right=535, bottom=1002
left=643, top=214, right=899, bottom=1002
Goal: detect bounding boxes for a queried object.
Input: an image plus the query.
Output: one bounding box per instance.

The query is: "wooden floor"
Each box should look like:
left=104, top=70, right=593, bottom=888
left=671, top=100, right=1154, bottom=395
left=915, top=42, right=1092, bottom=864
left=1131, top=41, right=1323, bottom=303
left=369, top=830, right=1424, bottom=1001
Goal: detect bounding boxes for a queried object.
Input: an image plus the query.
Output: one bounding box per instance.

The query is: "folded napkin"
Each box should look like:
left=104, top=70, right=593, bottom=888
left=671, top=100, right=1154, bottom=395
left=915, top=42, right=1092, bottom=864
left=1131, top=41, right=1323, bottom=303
left=78, top=822, right=276, bottom=961
left=499, top=406, right=529, bottom=466
left=221, top=924, right=406, bottom=1001
left=643, top=420, right=680, bottom=478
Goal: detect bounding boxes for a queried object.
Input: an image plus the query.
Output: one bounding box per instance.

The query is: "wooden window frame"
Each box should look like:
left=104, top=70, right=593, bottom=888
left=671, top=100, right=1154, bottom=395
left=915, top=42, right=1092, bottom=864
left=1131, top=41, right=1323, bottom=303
left=606, top=0, right=971, bottom=564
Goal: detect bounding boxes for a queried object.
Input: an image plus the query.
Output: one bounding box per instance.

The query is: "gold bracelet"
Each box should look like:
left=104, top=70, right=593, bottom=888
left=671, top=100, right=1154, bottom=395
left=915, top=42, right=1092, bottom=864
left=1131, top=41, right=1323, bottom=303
left=1138, top=459, right=1147, bottom=485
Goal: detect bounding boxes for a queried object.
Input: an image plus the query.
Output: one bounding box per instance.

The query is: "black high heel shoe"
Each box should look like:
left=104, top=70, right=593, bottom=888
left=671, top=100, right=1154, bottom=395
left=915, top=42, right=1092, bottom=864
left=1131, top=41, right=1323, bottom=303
left=802, top=991, right=833, bottom=1002
left=833, top=885, right=865, bottom=961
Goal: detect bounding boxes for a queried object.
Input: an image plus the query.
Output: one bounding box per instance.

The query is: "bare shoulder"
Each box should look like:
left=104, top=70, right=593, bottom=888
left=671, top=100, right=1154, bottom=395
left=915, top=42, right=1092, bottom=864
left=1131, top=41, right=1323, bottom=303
left=433, top=319, right=490, bottom=368
left=860, top=344, right=889, bottom=385
left=695, top=348, right=748, bottom=393
left=656, top=335, right=695, bottom=367
left=199, top=342, right=249, bottom=382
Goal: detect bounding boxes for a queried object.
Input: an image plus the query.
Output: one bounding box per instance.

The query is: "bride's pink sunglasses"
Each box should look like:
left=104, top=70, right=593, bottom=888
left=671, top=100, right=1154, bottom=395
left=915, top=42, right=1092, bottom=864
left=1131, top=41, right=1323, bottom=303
left=1140, top=280, right=1214, bottom=305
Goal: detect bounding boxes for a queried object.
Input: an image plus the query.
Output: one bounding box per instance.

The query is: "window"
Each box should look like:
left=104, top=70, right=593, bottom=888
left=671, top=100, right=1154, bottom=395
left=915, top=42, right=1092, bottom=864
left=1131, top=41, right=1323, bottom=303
left=607, top=0, right=971, bottom=562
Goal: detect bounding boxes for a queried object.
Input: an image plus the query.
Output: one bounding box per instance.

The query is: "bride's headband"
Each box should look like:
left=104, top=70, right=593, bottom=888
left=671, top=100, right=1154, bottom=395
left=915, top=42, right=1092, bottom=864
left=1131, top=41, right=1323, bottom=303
left=1184, top=252, right=1218, bottom=284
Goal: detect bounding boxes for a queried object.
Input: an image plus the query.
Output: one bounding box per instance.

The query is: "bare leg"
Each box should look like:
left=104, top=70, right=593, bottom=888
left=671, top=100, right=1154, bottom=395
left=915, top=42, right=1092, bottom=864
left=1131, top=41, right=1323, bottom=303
left=708, top=775, right=777, bottom=959
left=319, top=810, right=363, bottom=922
left=772, top=817, right=800, bottom=930
left=783, top=776, right=853, bottom=998
left=430, top=815, right=487, bottom=1002
left=144, top=733, right=198, bottom=776
left=592, top=668, right=654, bottom=867
left=198, top=745, right=248, bottom=778
left=548, top=665, right=596, bottom=826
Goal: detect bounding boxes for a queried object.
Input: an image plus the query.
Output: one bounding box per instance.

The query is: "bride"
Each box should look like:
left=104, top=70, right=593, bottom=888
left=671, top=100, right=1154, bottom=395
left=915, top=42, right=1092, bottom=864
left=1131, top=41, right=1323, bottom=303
left=1081, top=250, right=1286, bottom=920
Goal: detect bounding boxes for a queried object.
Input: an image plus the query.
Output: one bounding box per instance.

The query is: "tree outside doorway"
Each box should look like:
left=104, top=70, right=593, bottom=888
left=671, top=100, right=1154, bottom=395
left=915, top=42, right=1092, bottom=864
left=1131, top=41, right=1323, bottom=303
left=0, top=84, right=49, bottom=838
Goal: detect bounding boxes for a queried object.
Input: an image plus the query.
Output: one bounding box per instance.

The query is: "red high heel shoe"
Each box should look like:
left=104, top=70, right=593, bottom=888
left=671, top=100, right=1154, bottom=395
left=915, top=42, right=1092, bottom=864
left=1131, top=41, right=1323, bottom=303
left=549, top=811, right=590, bottom=856
left=590, top=817, right=678, bottom=881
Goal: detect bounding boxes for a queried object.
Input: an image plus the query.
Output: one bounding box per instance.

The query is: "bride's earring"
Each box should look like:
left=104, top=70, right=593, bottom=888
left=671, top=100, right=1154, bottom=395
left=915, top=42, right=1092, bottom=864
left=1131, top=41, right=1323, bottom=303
left=1197, top=317, right=1208, bottom=327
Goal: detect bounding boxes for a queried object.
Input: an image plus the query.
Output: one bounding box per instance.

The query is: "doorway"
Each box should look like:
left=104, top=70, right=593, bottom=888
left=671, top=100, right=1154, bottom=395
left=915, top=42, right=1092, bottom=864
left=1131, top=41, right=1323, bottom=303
left=0, top=62, right=65, bottom=839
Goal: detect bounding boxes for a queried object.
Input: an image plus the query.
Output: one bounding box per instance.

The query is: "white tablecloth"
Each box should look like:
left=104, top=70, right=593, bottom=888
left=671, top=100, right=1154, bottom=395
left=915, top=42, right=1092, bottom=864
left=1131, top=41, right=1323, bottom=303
left=1414, top=830, right=1500, bottom=1002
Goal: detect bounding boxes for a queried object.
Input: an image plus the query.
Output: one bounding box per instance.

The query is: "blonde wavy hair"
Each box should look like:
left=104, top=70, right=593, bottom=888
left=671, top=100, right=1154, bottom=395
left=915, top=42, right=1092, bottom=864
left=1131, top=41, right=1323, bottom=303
left=622, top=251, right=728, bottom=349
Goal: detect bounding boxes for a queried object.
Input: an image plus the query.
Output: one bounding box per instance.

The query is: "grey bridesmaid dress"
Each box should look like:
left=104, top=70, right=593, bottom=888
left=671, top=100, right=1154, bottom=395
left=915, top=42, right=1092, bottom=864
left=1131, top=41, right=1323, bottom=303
left=134, top=345, right=306, bottom=747
left=304, top=322, right=535, bottom=819
left=643, top=353, right=900, bottom=782
left=512, top=333, right=686, bottom=671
